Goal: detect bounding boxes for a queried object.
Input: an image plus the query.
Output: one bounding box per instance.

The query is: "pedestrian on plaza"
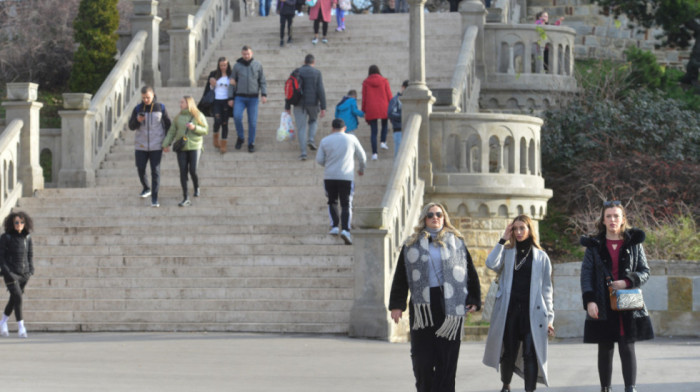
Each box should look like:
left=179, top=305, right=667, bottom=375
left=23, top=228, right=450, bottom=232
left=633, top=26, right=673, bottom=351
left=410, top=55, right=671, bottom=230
left=389, top=202, right=481, bottom=392
left=162, top=96, right=209, bottom=207
left=361, top=65, right=392, bottom=160
left=580, top=201, right=654, bottom=392
left=482, top=215, right=555, bottom=392
left=315, top=118, right=366, bottom=245
left=0, top=211, right=34, bottom=338
left=309, top=0, right=336, bottom=44
left=259, top=0, right=272, bottom=16
left=278, top=0, right=297, bottom=46
left=231, top=45, right=268, bottom=153
left=387, top=80, right=408, bottom=157
left=334, top=90, right=364, bottom=134
left=335, top=0, right=350, bottom=31
left=202, top=57, right=234, bottom=152
left=127, top=86, right=171, bottom=207
left=285, top=53, right=327, bottom=161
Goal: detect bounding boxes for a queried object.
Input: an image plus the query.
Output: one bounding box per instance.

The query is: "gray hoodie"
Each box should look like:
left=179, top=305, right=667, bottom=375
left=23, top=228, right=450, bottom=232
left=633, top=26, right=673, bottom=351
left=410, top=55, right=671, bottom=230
left=232, top=57, right=267, bottom=98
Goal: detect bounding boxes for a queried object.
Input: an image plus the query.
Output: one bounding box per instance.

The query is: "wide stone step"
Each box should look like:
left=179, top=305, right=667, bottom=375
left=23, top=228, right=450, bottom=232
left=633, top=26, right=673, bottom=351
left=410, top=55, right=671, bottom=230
left=34, top=255, right=352, bottom=268
left=29, top=276, right=352, bottom=289
left=32, top=265, right=353, bottom=278
left=34, top=243, right=353, bottom=256
left=24, top=321, right=349, bottom=333
left=33, top=233, right=356, bottom=246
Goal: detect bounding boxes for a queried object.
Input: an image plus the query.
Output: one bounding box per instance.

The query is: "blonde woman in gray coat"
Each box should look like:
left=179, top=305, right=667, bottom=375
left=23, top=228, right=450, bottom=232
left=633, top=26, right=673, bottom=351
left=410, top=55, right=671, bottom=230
left=482, top=215, right=555, bottom=392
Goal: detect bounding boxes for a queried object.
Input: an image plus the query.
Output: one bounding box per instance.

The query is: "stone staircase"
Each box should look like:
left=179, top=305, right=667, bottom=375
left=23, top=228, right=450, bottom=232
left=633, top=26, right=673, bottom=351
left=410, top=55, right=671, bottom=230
left=16, top=13, right=462, bottom=333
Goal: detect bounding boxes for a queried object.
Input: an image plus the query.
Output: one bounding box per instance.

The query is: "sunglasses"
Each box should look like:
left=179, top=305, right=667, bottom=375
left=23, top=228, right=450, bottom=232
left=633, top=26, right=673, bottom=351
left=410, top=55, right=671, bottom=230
left=13, top=220, right=24, bottom=225
left=603, top=200, right=621, bottom=207
left=426, top=211, right=443, bottom=219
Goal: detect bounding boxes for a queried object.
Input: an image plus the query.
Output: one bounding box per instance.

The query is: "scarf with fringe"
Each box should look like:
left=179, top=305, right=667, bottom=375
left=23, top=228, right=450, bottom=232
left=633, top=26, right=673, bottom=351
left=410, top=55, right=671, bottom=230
left=403, top=231, right=468, bottom=340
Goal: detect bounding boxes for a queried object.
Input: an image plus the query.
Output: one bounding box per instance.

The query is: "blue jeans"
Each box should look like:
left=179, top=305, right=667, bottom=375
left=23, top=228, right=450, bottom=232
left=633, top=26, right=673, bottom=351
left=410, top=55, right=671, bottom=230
left=233, top=96, right=259, bottom=145
left=368, top=118, right=388, bottom=154
left=393, top=131, right=402, bottom=157
left=259, top=0, right=271, bottom=16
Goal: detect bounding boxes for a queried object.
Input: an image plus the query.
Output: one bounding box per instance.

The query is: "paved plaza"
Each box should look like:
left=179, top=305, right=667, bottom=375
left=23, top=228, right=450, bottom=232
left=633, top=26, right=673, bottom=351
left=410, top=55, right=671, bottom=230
left=1, top=333, right=699, bottom=391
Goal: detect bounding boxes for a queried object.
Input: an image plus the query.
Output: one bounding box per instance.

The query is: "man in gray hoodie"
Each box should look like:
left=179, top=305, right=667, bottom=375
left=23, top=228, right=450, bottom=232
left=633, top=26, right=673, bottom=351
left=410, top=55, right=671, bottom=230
left=231, top=45, right=267, bottom=153
left=315, top=119, right=366, bottom=245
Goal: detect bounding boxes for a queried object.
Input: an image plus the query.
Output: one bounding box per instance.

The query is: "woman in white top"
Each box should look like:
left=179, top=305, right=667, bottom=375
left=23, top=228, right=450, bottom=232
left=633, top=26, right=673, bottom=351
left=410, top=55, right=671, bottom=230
left=203, top=57, right=233, bottom=153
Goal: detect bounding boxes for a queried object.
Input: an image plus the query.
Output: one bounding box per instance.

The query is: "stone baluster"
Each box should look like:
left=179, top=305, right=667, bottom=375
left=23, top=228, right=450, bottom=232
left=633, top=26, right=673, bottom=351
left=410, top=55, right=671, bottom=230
left=58, top=93, right=96, bottom=187
left=131, top=0, right=162, bottom=87
left=168, top=14, right=196, bottom=87
left=2, top=83, right=44, bottom=196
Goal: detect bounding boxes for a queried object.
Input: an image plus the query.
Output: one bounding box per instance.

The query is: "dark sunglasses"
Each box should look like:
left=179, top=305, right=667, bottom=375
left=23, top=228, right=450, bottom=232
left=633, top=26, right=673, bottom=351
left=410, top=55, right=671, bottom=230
left=426, top=211, right=443, bottom=219
left=603, top=200, right=621, bottom=207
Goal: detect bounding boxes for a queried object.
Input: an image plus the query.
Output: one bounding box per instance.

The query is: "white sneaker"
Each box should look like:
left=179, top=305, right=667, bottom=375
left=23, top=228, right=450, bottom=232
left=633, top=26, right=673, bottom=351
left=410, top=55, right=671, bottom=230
left=340, top=230, right=353, bottom=245
left=371, top=153, right=378, bottom=160
left=312, top=38, right=318, bottom=45
left=18, top=326, right=27, bottom=338
left=329, top=227, right=339, bottom=236
left=0, top=323, right=8, bottom=337
left=380, top=142, right=389, bottom=150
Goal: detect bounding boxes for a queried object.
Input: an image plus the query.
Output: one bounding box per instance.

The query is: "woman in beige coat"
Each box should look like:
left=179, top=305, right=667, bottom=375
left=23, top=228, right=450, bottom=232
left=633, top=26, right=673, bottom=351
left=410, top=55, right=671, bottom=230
left=482, top=215, right=555, bottom=392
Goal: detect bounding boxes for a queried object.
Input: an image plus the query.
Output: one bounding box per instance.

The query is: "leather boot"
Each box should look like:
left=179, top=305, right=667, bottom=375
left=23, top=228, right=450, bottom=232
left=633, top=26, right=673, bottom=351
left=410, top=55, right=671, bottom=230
left=624, top=387, right=636, bottom=392
left=219, top=139, right=227, bottom=154
left=601, top=387, right=612, bottom=392
left=213, top=133, right=220, bottom=148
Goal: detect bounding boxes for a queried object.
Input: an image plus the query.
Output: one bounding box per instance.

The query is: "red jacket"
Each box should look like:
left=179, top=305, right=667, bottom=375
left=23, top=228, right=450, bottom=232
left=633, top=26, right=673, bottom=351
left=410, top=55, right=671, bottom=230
left=362, top=74, right=392, bottom=121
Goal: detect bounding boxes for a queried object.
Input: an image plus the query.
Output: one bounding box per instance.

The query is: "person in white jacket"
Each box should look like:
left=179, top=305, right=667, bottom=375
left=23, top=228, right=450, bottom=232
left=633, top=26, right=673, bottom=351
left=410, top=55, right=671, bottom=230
left=482, top=215, right=555, bottom=392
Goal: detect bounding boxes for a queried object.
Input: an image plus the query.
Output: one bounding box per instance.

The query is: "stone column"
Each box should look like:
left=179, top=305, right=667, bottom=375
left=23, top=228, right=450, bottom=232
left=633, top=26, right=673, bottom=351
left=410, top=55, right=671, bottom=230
left=58, top=93, right=96, bottom=188
left=402, top=0, right=435, bottom=187
left=167, top=14, right=196, bottom=87
left=2, top=83, right=44, bottom=196
left=460, top=0, right=487, bottom=79
left=131, top=0, right=163, bottom=87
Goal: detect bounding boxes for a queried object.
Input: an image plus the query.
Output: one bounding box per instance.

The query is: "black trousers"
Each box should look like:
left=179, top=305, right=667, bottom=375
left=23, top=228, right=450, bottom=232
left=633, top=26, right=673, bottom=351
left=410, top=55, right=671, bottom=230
left=3, top=274, right=28, bottom=321
left=135, top=149, right=162, bottom=202
left=212, top=99, right=230, bottom=139
left=409, top=287, right=461, bottom=392
left=177, top=149, right=201, bottom=198
left=501, top=301, right=539, bottom=391
left=598, top=338, right=637, bottom=388
left=280, top=14, right=293, bottom=40
left=324, top=179, right=352, bottom=231
left=313, top=16, right=328, bottom=36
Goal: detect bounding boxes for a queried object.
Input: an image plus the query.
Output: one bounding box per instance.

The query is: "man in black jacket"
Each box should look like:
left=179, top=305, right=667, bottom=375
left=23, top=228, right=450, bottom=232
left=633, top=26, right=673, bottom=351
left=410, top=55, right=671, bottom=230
left=285, top=54, right=326, bottom=160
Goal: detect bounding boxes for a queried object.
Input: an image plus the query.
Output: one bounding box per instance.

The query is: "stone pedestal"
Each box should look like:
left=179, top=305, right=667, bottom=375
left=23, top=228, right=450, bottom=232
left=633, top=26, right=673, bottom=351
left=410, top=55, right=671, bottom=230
left=131, top=0, right=162, bottom=87
left=58, top=93, right=96, bottom=188
left=2, top=83, right=44, bottom=196
left=167, top=14, right=196, bottom=87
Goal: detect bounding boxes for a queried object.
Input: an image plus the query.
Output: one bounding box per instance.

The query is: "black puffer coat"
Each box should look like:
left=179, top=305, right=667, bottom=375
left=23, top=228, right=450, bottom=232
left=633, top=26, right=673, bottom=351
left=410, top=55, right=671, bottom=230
left=0, top=231, right=34, bottom=280
left=580, top=228, right=654, bottom=343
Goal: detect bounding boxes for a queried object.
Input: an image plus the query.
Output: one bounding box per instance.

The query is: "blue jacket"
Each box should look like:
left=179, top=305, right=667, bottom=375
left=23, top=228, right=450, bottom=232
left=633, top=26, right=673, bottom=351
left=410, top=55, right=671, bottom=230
left=334, top=96, right=364, bottom=132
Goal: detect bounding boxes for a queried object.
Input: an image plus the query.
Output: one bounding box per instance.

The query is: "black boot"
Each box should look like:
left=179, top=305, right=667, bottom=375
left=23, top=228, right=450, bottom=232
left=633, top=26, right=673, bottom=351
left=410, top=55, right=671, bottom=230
left=624, top=387, right=636, bottom=392
left=235, top=137, right=244, bottom=150
left=500, top=386, right=510, bottom=392
left=601, top=387, right=612, bottom=392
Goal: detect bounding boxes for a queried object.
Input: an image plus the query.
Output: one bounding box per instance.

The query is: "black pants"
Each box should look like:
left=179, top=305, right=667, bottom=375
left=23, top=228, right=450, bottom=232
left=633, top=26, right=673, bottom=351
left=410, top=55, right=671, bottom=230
left=501, top=302, right=539, bottom=391
left=3, top=275, right=28, bottom=321
left=313, top=16, right=328, bottom=37
left=409, top=287, right=461, bottom=392
left=177, top=149, right=201, bottom=198
left=212, top=99, right=230, bottom=140
left=324, top=179, right=352, bottom=231
left=135, top=150, right=162, bottom=202
left=280, top=14, right=293, bottom=40
left=598, top=338, right=637, bottom=388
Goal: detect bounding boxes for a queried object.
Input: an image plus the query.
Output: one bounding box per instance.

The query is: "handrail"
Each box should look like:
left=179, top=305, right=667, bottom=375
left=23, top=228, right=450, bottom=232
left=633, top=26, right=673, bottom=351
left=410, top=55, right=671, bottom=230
left=448, top=25, right=480, bottom=113
left=193, top=0, right=233, bottom=81
left=0, top=119, right=24, bottom=218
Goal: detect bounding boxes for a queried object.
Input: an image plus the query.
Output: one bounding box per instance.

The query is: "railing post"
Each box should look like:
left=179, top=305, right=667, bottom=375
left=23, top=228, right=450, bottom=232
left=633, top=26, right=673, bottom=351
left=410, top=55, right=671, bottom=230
left=168, top=14, right=196, bottom=87
left=2, top=83, right=44, bottom=196
left=131, top=0, right=162, bottom=87
left=58, top=93, right=95, bottom=188
left=460, top=0, right=487, bottom=79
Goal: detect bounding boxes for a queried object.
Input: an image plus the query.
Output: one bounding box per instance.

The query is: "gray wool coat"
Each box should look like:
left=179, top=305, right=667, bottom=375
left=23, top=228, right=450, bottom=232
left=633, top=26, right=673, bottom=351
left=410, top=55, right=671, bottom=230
left=482, top=243, right=554, bottom=386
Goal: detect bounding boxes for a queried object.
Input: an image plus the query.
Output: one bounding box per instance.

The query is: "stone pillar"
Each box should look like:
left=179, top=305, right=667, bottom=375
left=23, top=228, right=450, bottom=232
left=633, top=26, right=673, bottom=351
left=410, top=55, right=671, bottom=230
left=460, top=0, right=487, bottom=79
left=2, top=83, right=44, bottom=196
left=58, top=93, right=96, bottom=188
left=131, top=0, right=163, bottom=87
left=167, top=14, right=196, bottom=87
left=403, top=0, right=435, bottom=187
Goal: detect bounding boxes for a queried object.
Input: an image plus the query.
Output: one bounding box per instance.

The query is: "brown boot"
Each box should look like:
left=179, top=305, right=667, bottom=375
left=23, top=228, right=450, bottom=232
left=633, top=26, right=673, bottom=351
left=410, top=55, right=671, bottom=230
left=213, top=133, right=220, bottom=148
left=219, top=139, right=227, bottom=154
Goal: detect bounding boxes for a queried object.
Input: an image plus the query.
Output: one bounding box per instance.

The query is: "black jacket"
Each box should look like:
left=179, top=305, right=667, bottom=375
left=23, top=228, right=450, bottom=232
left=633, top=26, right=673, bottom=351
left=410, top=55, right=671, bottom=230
left=0, top=231, right=34, bottom=280
left=388, top=241, right=482, bottom=312
left=580, top=228, right=654, bottom=342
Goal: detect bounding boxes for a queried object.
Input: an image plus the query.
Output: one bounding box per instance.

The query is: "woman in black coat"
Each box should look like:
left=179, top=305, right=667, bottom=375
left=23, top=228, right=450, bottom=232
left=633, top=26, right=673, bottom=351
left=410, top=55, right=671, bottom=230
left=199, top=57, right=233, bottom=152
left=580, top=201, right=654, bottom=392
left=0, top=211, right=34, bottom=338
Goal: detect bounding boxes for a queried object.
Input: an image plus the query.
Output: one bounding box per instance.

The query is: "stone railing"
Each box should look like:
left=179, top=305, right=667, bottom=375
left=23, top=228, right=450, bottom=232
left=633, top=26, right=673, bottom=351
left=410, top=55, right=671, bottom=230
left=168, top=0, right=235, bottom=87
left=428, top=112, right=551, bottom=218
left=433, top=25, right=480, bottom=113
left=0, top=119, right=24, bottom=218
left=349, top=114, right=425, bottom=341
left=487, top=0, right=525, bottom=24
left=57, top=31, right=147, bottom=187
left=480, top=24, right=578, bottom=112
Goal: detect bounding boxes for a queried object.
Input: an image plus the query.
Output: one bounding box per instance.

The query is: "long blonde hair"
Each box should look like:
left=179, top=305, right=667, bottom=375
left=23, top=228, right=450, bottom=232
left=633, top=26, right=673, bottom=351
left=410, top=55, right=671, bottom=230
left=505, top=215, right=543, bottom=250
left=405, top=202, right=464, bottom=247
left=180, top=95, right=205, bottom=126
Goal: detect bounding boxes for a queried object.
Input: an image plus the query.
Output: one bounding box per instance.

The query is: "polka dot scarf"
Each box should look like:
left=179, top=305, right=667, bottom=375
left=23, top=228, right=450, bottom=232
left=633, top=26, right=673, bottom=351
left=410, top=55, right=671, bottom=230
left=404, top=231, right=468, bottom=340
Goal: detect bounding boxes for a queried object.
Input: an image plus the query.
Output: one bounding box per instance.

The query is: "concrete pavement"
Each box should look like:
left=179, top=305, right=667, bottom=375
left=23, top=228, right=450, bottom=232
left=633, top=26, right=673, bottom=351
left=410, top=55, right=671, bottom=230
left=1, top=333, right=699, bottom=391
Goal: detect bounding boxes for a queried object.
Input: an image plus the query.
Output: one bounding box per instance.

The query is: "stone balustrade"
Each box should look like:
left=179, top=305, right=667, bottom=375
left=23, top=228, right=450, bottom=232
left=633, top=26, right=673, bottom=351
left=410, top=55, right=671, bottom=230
left=0, top=119, right=24, bottom=219
left=433, top=25, right=480, bottom=113
left=350, top=114, right=426, bottom=341
left=481, top=24, right=578, bottom=112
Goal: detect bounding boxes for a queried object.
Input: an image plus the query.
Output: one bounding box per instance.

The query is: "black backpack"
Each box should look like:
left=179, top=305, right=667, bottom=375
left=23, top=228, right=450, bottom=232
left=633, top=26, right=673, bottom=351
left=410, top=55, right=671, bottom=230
left=284, top=68, right=303, bottom=106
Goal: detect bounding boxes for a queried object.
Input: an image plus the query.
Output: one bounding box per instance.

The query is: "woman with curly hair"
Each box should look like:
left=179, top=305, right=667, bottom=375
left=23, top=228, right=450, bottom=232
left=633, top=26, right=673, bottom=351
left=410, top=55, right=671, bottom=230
left=389, top=202, right=481, bottom=392
left=0, top=211, right=34, bottom=338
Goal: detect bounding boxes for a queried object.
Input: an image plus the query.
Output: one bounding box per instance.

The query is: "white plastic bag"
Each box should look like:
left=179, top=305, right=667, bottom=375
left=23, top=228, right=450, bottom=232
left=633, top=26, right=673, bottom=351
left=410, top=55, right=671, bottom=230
left=277, top=112, right=295, bottom=142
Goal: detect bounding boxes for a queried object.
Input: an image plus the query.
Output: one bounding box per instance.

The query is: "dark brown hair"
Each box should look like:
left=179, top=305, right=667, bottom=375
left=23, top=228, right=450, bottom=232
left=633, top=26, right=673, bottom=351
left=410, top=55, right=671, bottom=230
left=368, top=65, right=381, bottom=75
left=595, top=203, right=628, bottom=237
left=505, top=215, right=542, bottom=250
left=3, top=211, right=33, bottom=234
left=214, top=57, right=232, bottom=79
